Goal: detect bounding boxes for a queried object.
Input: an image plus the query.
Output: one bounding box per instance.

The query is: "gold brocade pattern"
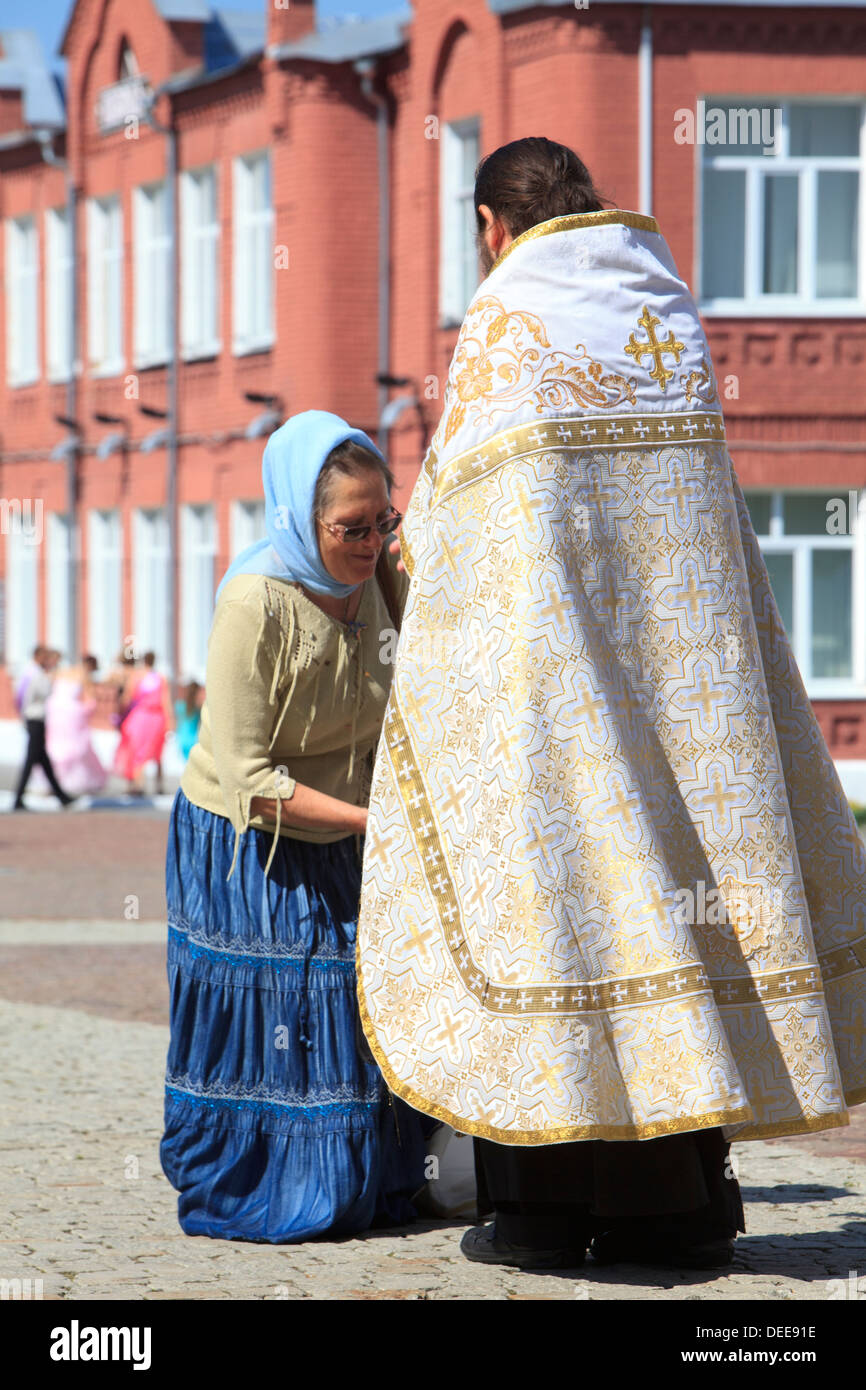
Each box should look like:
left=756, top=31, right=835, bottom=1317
left=432, top=411, right=727, bottom=507
left=358, top=428, right=866, bottom=1142
left=377, top=685, right=862, bottom=1018
left=358, top=215, right=866, bottom=1144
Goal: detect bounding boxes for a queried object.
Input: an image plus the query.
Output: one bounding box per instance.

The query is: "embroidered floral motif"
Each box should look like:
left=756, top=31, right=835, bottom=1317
left=681, top=355, right=721, bottom=406
left=443, top=295, right=637, bottom=444
left=166, top=1075, right=381, bottom=1107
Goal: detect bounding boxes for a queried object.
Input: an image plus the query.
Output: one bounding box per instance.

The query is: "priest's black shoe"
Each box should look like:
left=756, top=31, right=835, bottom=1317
left=460, top=1222, right=586, bottom=1270
left=589, top=1229, right=736, bottom=1270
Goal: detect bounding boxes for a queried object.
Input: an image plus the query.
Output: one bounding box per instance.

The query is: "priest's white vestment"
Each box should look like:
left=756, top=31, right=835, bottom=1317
left=356, top=208, right=866, bottom=1144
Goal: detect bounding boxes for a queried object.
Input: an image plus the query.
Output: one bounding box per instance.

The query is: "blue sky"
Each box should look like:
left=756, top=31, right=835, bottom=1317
left=0, top=0, right=408, bottom=75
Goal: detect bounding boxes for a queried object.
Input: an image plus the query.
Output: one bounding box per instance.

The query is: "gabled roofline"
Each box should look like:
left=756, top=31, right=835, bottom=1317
left=268, top=12, right=411, bottom=65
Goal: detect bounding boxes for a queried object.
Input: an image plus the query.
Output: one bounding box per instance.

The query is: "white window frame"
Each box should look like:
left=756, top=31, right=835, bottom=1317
left=698, top=98, right=866, bottom=317
left=230, top=498, right=265, bottom=559
left=181, top=164, right=221, bottom=360
left=45, top=206, right=73, bottom=383
left=5, top=215, right=40, bottom=387
left=4, top=520, right=40, bottom=669
left=133, top=507, right=169, bottom=663
left=439, top=117, right=481, bottom=327
left=87, top=509, right=123, bottom=672
left=87, top=195, right=124, bottom=375
left=232, top=151, right=274, bottom=355
left=180, top=503, right=216, bottom=682
left=745, top=486, right=866, bottom=699
left=119, top=41, right=139, bottom=79
left=47, top=512, right=72, bottom=658
left=133, top=181, right=171, bottom=368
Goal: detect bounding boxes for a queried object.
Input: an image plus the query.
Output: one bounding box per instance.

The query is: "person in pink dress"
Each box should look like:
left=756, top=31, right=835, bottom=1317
left=40, top=653, right=107, bottom=797
left=113, top=651, right=171, bottom=795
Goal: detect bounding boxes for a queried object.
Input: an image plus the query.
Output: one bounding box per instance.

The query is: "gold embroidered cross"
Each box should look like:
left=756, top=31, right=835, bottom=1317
left=624, top=305, right=685, bottom=392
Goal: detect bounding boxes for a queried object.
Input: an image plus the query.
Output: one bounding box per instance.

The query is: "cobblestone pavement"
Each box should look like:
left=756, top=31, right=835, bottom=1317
left=1, top=915, right=864, bottom=1302
left=1, top=805, right=865, bottom=1301
left=0, top=792, right=173, bottom=920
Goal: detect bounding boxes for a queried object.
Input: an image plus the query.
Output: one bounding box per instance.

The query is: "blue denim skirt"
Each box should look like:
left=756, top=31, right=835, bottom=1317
left=160, top=788, right=430, bottom=1243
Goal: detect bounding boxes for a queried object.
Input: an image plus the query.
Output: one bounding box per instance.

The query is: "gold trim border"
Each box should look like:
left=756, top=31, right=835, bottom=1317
left=432, top=411, right=728, bottom=507
left=489, top=209, right=661, bottom=276
left=356, top=955, right=861, bottom=1143
left=398, top=526, right=413, bottom=579
left=733, top=1110, right=853, bottom=1142
left=355, top=956, right=756, bottom=1144
left=820, top=936, right=866, bottom=980
left=382, top=689, right=854, bottom=1015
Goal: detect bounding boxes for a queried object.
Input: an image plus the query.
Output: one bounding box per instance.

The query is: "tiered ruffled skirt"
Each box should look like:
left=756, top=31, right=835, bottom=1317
left=160, top=788, right=429, bottom=1242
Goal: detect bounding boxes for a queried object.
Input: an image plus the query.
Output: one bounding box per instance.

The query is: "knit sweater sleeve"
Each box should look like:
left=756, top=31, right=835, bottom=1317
left=204, top=595, right=297, bottom=883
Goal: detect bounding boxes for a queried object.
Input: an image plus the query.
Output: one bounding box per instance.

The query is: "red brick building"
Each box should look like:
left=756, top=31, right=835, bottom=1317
left=1, top=1, right=865, bottom=778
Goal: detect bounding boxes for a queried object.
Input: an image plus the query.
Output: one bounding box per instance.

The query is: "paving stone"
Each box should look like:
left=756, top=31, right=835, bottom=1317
left=1, top=954, right=864, bottom=1301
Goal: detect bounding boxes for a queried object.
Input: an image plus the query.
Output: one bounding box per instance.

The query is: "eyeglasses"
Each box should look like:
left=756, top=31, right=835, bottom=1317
left=316, top=507, right=403, bottom=544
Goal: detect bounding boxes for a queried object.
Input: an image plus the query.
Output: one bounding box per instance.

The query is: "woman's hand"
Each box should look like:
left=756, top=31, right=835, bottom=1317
left=250, top=785, right=367, bottom=835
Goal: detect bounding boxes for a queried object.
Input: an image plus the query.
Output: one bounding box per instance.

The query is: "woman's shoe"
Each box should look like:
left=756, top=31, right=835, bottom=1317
left=589, top=1229, right=736, bottom=1270
left=460, top=1222, right=586, bottom=1270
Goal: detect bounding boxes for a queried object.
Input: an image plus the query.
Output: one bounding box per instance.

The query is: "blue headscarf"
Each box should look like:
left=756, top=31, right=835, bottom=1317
left=215, top=409, right=386, bottom=603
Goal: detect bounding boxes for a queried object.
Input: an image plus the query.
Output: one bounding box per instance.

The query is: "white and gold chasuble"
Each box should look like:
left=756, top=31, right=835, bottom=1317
left=357, top=209, right=866, bottom=1144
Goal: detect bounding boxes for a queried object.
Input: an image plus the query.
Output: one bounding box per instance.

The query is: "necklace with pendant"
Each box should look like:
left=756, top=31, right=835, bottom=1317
left=343, top=583, right=367, bottom=639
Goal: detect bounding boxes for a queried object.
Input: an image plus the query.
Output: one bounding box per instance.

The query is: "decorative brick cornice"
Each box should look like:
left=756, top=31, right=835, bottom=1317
left=707, top=323, right=866, bottom=373
left=501, top=9, right=639, bottom=63
left=655, top=10, right=866, bottom=54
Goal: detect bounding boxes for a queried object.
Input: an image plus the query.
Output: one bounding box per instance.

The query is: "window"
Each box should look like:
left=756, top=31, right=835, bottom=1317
left=231, top=499, right=265, bottom=559
left=133, top=508, right=169, bottom=662
left=4, top=520, right=40, bottom=668
left=134, top=182, right=170, bottom=366
left=232, top=151, right=273, bottom=353
left=181, top=505, right=216, bottom=682
left=181, top=166, right=220, bottom=358
left=87, top=196, right=123, bottom=374
left=743, top=488, right=865, bottom=695
left=700, top=101, right=864, bottom=313
left=440, top=118, right=481, bottom=325
left=5, top=215, right=39, bottom=386
left=88, top=510, right=122, bottom=671
left=45, top=207, right=73, bottom=382
left=47, top=513, right=72, bottom=658
left=119, top=40, right=138, bottom=79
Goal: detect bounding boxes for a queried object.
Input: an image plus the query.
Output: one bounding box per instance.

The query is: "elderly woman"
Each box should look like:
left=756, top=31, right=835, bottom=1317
left=160, top=410, right=429, bottom=1242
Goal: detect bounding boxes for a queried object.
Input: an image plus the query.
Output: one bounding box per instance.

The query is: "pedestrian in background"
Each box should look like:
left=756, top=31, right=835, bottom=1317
left=12, top=646, right=76, bottom=811
left=42, top=653, right=107, bottom=797
left=114, top=651, right=170, bottom=796
left=174, top=680, right=202, bottom=763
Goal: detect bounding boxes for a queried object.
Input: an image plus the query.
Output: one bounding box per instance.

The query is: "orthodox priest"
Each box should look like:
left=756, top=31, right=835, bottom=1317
left=356, top=137, right=866, bottom=1271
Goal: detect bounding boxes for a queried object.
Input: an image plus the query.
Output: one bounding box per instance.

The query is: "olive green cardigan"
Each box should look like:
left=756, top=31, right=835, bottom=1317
left=180, top=544, right=409, bottom=881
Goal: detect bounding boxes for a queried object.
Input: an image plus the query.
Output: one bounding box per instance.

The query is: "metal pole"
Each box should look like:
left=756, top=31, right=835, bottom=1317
left=166, top=124, right=179, bottom=707
left=143, top=90, right=179, bottom=708
left=639, top=5, right=653, bottom=217
left=66, top=170, right=79, bottom=660
left=38, top=131, right=79, bottom=660
left=357, top=65, right=390, bottom=449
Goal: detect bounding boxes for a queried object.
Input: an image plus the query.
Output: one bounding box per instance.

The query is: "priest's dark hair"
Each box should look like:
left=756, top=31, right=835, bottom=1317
left=474, top=137, right=614, bottom=240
